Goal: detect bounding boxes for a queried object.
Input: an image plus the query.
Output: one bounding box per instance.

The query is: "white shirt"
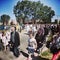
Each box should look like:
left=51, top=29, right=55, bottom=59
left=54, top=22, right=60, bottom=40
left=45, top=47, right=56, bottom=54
left=6, top=31, right=10, bottom=42
left=32, top=26, right=37, bottom=32
left=26, top=25, right=30, bottom=32
left=2, top=36, right=8, bottom=46
left=28, top=37, right=37, bottom=49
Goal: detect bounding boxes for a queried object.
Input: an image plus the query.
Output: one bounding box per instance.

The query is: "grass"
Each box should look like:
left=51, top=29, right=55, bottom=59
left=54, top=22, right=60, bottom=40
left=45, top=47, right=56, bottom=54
left=41, top=50, right=53, bottom=60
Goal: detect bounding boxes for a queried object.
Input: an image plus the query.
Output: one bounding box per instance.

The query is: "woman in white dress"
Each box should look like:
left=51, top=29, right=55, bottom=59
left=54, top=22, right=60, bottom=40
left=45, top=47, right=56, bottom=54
left=1, top=31, right=8, bottom=51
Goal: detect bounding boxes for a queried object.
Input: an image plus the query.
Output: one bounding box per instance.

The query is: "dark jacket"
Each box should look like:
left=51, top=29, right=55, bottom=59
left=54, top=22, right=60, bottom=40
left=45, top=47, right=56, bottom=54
left=10, top=31, right=20, bottom=47
left=35, top=33, right=44, bottom=49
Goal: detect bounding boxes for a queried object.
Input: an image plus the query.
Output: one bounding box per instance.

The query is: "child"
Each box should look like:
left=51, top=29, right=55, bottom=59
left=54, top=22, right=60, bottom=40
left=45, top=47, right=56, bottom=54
left=1, top=31, right=8, bottom=51
left=27, top=32, right=37, bottom=60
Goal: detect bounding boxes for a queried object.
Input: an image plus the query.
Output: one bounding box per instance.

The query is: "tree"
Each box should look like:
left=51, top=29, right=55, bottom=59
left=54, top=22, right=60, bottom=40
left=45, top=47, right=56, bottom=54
left=38, top=6, right=55, bottom=23
left=1, top=14, right=10, bottom=25
left=13, top=0, right=55, bottom=24
left=13, top=0, right=31, bottom=23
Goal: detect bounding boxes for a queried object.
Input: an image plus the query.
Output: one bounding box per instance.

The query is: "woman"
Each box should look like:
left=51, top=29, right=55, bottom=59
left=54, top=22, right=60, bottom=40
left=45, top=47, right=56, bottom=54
left=1, top=31, right=8, bottom=51
left=35, top=27, right=45, bottom=54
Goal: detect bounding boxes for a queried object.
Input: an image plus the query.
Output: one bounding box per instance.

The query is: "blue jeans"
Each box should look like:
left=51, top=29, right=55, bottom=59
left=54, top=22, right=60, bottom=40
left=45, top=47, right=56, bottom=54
left=28, top=47, right=35, bottom=54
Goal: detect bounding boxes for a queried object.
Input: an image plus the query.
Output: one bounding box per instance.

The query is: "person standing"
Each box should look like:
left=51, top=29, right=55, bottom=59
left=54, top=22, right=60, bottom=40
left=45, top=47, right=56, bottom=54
left=9, top=26, right=20, bottom=57
left=27, top=32, right=37, bottom=60
left=1, top=31, right=8, bottom=51
left=35, top=26, right=45, bottom=54
left=51, top=33, right=60, bottom=60
left=6, top=30, right=10, bottom=43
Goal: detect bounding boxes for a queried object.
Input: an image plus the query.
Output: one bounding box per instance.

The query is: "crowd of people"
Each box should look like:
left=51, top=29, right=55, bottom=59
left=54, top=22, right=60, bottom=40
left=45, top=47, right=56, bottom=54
left=0, top=24, right=60, bottom=60
left=0, top=26, right=20, bottom=57
left=25, top=24, right=60, bottom=60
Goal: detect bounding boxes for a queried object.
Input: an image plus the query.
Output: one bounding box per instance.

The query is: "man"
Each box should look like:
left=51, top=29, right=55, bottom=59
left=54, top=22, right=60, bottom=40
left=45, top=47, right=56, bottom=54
left=10, top=26, right=20, bottom=57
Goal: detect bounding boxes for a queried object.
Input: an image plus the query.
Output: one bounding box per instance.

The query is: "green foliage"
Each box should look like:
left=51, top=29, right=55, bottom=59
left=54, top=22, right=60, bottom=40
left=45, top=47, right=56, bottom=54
left=41, top=50, right=50, bottom=56
left=41, top=50, right=52, bottom=59
left=13, top=0, right=55, bottom=23
left=1, top=14, right=10, bottom=25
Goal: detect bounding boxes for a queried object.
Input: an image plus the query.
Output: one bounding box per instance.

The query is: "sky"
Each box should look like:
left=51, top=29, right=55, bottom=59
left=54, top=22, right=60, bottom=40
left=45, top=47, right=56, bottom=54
left=0, top=0, right=60, bottom=21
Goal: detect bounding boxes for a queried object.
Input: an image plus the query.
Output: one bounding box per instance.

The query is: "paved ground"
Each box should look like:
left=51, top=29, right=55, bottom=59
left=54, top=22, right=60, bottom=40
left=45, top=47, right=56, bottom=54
left=14, top=30, right=48, bottom=60
left=14, top=30, right=29, bottom=60
left=0, top=30, right=48, bottom=60
left=0, top=30, right=29, bottom=60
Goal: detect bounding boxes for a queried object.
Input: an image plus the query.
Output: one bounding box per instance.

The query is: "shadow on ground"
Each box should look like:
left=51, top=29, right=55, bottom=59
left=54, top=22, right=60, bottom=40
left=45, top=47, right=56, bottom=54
left=20, top=51, right=29, bottom=58
left=20, top=51, right=49, bottom=60
left=32, top=56, right=49, bottom=60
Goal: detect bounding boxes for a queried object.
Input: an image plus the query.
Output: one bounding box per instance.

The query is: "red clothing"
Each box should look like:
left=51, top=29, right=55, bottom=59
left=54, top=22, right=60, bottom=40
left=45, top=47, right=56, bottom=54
left=52, top=51, right=60, bottom=60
